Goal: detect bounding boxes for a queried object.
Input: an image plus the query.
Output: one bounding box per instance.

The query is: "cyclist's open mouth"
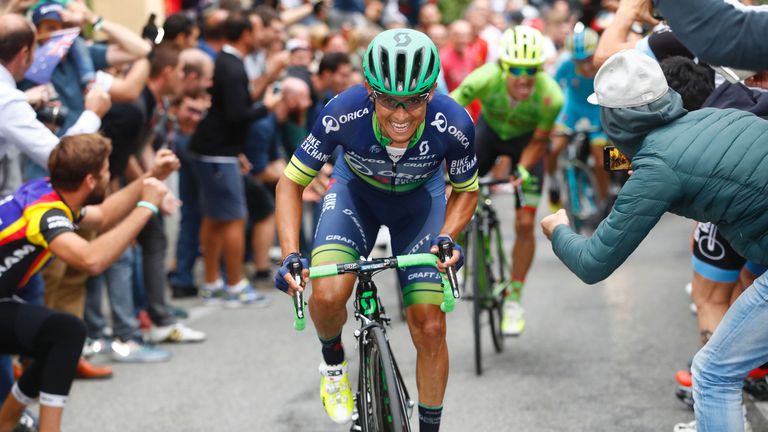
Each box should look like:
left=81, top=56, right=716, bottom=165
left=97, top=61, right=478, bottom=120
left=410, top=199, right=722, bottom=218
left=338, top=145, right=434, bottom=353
left=391, top=121, right=411, bottom=134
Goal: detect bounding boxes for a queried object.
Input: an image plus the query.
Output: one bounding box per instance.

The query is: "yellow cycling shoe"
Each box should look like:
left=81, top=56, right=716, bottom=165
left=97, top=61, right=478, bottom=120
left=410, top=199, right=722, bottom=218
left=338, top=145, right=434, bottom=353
left=319, top=361, right=354, bottom=424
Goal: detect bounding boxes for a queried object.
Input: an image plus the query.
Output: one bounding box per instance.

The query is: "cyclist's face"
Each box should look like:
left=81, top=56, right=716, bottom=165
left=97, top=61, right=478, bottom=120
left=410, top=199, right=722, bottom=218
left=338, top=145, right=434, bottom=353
left=506, top=72, right=536, bottom=101
left=367, top=83, right=434, bottom=145
left=575, top=57, right=597, bottom=77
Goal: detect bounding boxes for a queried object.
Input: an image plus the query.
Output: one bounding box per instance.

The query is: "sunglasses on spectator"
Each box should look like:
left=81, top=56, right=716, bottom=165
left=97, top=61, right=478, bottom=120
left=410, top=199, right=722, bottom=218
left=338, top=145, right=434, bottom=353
left=507, top=66, right=541, bottom=77
left=371, top=91, right=430, bottom=111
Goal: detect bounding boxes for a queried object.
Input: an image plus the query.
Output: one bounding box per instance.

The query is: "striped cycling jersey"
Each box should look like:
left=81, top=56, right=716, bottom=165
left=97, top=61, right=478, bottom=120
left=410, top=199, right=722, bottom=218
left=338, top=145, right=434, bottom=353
left=0, top=178, right=78, bottom=296
left=284, top=84, right=479, bottom=194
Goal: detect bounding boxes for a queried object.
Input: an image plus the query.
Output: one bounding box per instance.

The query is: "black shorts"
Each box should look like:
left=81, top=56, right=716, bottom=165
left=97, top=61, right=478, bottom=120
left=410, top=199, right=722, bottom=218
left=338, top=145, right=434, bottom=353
left=245, top=177, right=275, bottom=223
left=692, top=222, right=768, bottom=282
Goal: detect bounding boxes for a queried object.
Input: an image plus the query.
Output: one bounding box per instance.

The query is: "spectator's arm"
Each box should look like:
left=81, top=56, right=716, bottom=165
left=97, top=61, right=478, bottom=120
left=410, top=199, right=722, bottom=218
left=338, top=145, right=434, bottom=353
left=123, top=155, right=145, bottom=181
left=250, top=52, right=289, bottom=101
left=280, top=3, right=314, bottom=25
left=0, top=93, right=100, bottom=167
left=49, top=208, right=153, bottom=274
left=654, top=0, right=768, bottom=70
left=549, top=160, right=678, bottom=284
left=107, top=58, right=150, bottom=102
left=594, top=6, right=641, bottom=67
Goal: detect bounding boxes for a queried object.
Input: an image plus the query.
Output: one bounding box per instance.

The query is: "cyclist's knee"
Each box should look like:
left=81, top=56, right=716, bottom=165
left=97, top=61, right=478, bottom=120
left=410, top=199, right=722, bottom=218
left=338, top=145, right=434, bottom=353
left=407, top=306, right=446, bottom=342
left=515, top=212, right=536, bottom=235
left=310, top=279, right=352, bottom=311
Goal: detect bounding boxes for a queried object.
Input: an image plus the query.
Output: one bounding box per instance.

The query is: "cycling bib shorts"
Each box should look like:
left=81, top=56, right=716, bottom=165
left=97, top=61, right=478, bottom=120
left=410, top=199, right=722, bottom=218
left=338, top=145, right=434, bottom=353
left=692, top=222, right=768, bottom=282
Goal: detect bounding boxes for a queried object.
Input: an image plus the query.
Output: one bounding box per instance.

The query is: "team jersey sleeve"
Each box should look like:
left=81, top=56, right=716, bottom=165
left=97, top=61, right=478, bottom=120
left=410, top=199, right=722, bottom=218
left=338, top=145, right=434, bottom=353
left=536, top=75, right=565, bottom=132
left=283, top=96, right=343, bottom=187
left=443, top=104, right=479, bottom=193
left=449, top=63, right=495, bottom=107
left=553, top=60, right=570, bottom=89
left=27, top=208, right=75, bottom=248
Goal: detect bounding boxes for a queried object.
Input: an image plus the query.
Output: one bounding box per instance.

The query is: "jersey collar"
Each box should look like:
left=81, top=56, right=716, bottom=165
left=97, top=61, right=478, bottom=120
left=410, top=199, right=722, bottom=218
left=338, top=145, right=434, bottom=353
left=372, top=115, right=425, bottom=150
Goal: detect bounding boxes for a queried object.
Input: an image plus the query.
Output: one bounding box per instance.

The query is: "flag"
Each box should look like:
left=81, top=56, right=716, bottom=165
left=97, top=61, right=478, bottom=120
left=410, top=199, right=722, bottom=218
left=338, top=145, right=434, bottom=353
left=24, top=28, right=80, bottom=85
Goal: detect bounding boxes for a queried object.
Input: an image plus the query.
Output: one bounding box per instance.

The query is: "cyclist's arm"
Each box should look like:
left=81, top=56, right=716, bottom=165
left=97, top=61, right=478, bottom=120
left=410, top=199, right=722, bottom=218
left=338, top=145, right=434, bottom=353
left=549, top=160, right=680, bottom=283
left=448, top=64, right=493, bottom=107
left=442, top=189, right=478, bottom=239
left=518, top=128, right=552, bottom=170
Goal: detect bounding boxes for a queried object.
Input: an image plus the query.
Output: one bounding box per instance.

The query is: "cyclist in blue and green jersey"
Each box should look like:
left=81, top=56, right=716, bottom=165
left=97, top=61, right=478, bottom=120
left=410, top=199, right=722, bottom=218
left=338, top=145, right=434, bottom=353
left=450, top=25, right=563, bottom=336
left=547, top=25, right=610, bottom=209
left=274, top=29, right=479, bottom=431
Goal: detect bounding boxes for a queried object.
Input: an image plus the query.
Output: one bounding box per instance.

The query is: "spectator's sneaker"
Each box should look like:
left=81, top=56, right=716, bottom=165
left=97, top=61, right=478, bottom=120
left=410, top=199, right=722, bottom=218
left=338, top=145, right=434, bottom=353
left=110, top=339, right=172, bottom=363
left=149, top=323, right=206, bottom=344
left=673, top=421, right=696, bottom=432
left=11, top=409, right=38, bottom=432
left=82, top=337, right=110, bottom=358
left=319, top=361, right=354, bottom=424
left=225, top=281, right=271, bottom=308
left=675, top=369, right=694, bottom=408
left=200, top=286, right=226, bottom=304
left=137, top=310, right=151, bottom=331
left=501, top=301, right=526, bottom=336
left=171, top=284, right=198, bottom=299
left=76, top=357, right=112, bottom=379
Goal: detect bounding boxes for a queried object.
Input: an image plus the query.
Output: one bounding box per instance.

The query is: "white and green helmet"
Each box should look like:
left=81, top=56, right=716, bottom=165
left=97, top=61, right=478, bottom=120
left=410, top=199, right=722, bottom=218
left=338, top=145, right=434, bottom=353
left=363, top=29, right=441, bottom=96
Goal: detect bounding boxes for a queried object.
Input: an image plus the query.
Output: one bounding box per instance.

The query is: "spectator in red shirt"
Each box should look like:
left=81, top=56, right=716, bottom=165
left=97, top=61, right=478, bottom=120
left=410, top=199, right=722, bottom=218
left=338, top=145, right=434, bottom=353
left=440, top=20, right=484, bottom=119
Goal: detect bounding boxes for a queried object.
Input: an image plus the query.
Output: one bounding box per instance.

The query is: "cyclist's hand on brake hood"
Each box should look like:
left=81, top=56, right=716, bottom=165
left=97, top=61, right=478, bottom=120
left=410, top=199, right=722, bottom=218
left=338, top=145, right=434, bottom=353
left=430, top=235, right=464, bottom=272
left=275, top=252, right=309, bottom=295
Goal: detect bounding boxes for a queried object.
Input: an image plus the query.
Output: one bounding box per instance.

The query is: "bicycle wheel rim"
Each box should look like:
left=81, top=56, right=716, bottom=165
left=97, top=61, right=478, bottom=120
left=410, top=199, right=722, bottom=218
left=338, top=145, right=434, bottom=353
left=488, top=225, right=505, bottom=353
left=472, top=226, right=484, bottom=376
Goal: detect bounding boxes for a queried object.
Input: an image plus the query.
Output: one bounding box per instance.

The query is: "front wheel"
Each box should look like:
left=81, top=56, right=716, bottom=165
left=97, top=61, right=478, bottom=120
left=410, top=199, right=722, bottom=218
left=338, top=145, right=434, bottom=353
left=360, top=326, right=410, bottom=432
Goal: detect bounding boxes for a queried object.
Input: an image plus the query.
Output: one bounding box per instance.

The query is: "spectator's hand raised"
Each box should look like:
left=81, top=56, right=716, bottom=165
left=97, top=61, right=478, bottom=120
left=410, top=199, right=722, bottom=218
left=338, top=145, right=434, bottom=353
left=25, top=85, right=51, bottom=108
left=266, top=52, right=290, bottom=78
left=140, top=178, right=169, bottom=207
left=61, top=0, right=93, bottom=26
left=84, top=86, right=111, bottom=118
left=149, top=149, right=181, bottom=180
left=541, top=209, right=570, bottom=241
left=618, top=0, right=659, bottom=25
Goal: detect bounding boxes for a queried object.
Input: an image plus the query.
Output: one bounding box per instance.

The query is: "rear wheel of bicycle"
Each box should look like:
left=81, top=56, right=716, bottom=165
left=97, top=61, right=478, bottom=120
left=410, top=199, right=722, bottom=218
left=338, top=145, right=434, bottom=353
left=360, top=327, right=409, bottom=432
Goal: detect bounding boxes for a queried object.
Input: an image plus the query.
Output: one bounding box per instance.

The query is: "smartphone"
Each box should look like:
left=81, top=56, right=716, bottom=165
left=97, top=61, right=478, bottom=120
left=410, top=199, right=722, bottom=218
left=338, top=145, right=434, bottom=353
left=603, top=146, right=632, bottom=171
left=710, top=65, right=758, bottom=84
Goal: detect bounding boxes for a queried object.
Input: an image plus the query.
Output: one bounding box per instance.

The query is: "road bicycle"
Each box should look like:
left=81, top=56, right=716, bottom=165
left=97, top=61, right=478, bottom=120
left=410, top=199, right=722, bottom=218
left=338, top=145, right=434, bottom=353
left=289, top=249, right=458, bottom=431
left=460, top=178, right=515, bottom=375
left=553, top=127, right=603, bottom=233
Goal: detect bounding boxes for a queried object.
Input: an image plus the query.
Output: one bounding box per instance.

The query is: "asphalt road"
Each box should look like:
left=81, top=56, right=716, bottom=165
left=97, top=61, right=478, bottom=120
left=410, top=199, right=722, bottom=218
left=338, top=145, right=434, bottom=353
left=63, top=195, right=702, bottom=432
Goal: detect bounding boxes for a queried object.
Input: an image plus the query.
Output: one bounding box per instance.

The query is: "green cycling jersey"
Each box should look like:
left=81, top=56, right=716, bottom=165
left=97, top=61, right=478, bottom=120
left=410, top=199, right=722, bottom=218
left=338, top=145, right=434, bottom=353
left=450, top=63, right=564, bottom=140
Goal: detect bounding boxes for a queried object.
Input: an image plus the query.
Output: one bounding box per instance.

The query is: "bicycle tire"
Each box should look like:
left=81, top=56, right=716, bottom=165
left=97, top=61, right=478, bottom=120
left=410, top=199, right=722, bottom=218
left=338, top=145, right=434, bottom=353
left=360, top=326, right=409, bottom=432
left=560, top=160, right=601, bottom=234
left=488, top=222, right=505, bottom=354
left=470, top=224, right=484, bottom=376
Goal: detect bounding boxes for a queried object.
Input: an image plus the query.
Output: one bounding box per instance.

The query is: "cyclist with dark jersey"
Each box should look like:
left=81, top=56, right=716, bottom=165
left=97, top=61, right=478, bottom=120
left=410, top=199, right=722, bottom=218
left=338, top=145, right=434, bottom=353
left=450, top=25, right=563, bottom=336
left=274, top=29, right=479, bottom=430
left=0, top=135, right=178, bottom=432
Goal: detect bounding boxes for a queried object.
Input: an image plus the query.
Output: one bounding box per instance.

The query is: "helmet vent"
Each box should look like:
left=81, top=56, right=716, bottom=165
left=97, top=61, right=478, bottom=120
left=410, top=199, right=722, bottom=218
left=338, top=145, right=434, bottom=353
left=379, top=47, right=391, bottom=91
left=395, top=52, right=406, bottom=93
left=409, top=48, right=424, bottom=92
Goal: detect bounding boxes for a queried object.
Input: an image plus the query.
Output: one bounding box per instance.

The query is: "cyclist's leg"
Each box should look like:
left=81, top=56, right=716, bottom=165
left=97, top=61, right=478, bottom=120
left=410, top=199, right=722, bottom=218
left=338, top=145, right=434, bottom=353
left=387, top=179, right=448, bottom=428
left=691, top=223, right=744, bottom=345
left=732, top=262, right=767, bottom=303
left=474, top=115, right=504, bottom=177
left=309, top=175, right=379, bottom=423
left=547, top=109, right=574, bottom=178
left=511, top=157, right=543, bottom=300
left=589, top=132, right=610, bottom=202
left=308, top=177, right=378, bottom=342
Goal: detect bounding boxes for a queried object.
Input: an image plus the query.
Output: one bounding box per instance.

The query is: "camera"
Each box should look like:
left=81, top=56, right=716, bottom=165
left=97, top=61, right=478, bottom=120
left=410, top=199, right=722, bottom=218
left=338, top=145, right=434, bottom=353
left=603, top=146, right=632, bottom=171
left=35, top=105, right=68, bottom=127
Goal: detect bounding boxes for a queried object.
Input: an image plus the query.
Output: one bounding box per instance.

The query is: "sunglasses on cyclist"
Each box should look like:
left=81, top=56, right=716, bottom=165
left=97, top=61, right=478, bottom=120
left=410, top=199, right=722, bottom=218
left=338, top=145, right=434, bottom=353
left=371, top=91, right=430, bottom=111
left=507, top=66, right=541, bottom=77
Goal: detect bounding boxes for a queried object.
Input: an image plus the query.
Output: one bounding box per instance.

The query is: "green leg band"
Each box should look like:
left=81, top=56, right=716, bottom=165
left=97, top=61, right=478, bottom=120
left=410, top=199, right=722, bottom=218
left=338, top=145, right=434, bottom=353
left=403, top=283, right=443, bottom=307
left=311, top=243, right=359, bottom=266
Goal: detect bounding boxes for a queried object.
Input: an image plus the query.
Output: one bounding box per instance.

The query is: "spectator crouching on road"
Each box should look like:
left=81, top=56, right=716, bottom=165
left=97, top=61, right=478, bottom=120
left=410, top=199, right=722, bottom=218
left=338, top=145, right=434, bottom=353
left=540, top=49, right=768, bottom=432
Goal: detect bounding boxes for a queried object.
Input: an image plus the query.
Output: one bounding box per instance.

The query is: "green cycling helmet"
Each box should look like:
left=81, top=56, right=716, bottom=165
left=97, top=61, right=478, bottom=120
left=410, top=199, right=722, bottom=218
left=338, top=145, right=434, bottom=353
left=363, top=29, right=440, bottom=96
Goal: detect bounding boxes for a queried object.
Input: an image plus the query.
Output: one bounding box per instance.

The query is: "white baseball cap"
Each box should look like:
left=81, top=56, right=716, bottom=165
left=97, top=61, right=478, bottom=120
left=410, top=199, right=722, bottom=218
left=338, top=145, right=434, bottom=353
left=587, top=49, right=669, bottom=108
